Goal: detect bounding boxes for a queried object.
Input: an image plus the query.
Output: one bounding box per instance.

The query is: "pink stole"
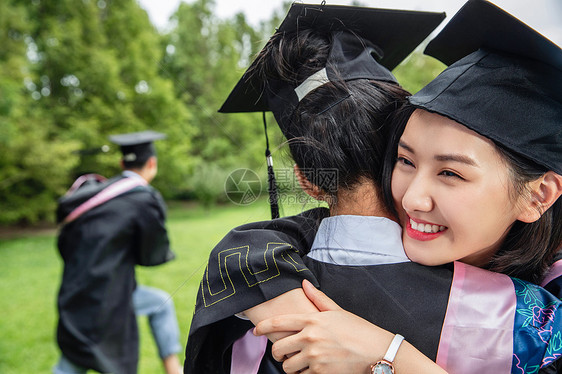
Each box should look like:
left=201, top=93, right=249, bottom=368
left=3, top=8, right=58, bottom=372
left=230, top=329, right=268, bottom=374
left=63, top=177, right=147, bottom=224
left=436, top=261, right=515, bottom=373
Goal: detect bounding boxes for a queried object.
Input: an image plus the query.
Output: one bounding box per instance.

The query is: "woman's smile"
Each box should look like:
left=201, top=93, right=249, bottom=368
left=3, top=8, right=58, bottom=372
left=406, top=216, right=447, bottom=241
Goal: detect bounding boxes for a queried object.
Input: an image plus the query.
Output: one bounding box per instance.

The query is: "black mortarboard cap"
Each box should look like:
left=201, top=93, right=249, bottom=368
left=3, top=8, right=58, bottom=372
left=109, top=130, right=166, bottom=163
left=219, top=2, right=446, bottom=125
left=410, top=0, right=562, bottom=174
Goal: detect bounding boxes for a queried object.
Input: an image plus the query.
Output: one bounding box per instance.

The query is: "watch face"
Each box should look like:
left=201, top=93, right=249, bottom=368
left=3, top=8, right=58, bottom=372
left=372, top=362, right=394, bottom=374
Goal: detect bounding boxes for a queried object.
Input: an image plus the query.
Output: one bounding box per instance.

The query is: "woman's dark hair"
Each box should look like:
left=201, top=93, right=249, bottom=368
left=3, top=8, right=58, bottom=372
left=488, top=146, right=562, bottom=283
left=251, top=29, right=410, bottom=206
left=381, top=103, right=415, bottom=218
left=382, top=105, right=562, bottom=283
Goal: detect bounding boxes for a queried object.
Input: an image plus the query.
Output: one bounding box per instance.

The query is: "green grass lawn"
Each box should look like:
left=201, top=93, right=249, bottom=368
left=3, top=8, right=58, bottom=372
left=0, top=197, right=320, bottom=373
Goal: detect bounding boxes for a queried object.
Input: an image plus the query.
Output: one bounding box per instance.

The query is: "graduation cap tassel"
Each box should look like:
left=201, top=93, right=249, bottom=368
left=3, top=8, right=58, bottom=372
left=263, top=112, right=280, bottom=219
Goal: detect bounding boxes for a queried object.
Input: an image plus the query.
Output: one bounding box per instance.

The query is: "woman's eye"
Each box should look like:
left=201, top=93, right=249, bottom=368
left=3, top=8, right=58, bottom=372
left=397, top=157, right=414, bottom=167
left=439, top=170, right=464, bottom=180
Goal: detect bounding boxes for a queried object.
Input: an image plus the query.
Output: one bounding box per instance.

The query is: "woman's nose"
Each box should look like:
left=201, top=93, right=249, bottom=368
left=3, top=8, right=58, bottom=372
left=401, top=175, right=434, bottom=213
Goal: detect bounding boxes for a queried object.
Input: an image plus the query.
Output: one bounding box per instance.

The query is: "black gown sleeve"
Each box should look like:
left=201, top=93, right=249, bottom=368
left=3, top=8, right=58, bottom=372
left=131, top=186, right=175, bottom=266
left=184, top=207, right=328, bottom=374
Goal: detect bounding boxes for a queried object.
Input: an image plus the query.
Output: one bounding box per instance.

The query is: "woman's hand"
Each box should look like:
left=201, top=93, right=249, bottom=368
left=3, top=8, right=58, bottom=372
left=254, top=280, right=448, bottom=374
left=244, top=286, right=319, bottom=343
left=254, top=280, right=394, bottom=374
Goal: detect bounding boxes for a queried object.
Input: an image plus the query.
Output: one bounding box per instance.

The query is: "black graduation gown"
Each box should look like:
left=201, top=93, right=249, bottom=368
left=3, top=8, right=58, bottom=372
left=185, top=208, right=562, bottom=374
left=56, top=175, right=175, bottom=374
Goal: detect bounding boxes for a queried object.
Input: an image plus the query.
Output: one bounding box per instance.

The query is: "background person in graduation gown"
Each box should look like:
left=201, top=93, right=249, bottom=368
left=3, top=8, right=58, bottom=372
left=54, top=131, right=182, bottom=374
left=252, top=1, right=562, bottom=373
left=186, top=1, right=562, bottom=374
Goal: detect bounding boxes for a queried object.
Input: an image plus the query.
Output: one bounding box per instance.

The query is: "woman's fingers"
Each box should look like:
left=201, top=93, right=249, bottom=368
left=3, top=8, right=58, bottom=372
left=281, top=351, right=310, bottom=374
left=302, top=280, right=343, bottom=312
left=271, top=335, right=302, bottom=362
left=254, top=314, right=310, bottom=336
left=272, top=337, right=313, bottom=373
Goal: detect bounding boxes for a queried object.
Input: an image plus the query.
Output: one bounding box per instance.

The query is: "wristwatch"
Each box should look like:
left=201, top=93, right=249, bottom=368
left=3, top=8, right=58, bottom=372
left=371, top=334, right=405, bottom=374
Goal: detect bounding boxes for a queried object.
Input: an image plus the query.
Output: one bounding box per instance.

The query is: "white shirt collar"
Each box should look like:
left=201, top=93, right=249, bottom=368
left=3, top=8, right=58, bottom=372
left=122, top=170, right=143, bottom=180
left=308, top=215, right=410, bottom=266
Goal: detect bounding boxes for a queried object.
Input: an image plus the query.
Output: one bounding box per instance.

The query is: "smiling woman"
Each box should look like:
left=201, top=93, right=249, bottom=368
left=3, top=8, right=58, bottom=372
left=391, top=109, right=530, bottom=268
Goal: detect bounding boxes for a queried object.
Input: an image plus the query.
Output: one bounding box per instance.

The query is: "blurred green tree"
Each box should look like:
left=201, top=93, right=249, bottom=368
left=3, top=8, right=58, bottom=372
left=160, top=0, right=283, bottom=204
left=394, top=50, right=446, bottom=94
left=0, top=0, right=80, bottom=224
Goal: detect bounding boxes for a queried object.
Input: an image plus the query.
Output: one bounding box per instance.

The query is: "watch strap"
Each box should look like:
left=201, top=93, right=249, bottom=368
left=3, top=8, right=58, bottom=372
left=383, top=334, right=405, bottom=363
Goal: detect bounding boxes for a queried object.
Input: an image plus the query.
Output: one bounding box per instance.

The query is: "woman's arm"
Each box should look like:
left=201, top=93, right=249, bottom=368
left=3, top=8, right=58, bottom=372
left=254, top=280, right=448, bottom=374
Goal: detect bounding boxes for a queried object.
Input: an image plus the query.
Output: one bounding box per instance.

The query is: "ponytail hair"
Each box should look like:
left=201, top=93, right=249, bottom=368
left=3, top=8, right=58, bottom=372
left=252, top=29, right=410, bottom=204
